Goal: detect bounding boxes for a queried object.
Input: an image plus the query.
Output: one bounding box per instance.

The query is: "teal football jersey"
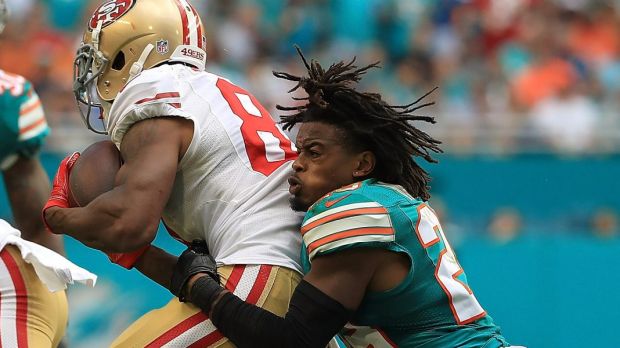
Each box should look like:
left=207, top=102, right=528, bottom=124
left=301, top=179, right=509, bottom=347
left=0, top=70, right=49, bottom=170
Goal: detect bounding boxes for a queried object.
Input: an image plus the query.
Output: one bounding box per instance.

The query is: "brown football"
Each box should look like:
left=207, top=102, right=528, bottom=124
left=68, top=140, right=122, bottom=207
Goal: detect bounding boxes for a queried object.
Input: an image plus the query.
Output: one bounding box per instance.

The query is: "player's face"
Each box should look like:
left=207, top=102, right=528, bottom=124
left=289, top=122, right=361, bottom=211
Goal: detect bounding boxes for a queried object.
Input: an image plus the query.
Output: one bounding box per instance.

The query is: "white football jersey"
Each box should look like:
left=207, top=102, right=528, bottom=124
left=107, top=64, right=302, bottom=272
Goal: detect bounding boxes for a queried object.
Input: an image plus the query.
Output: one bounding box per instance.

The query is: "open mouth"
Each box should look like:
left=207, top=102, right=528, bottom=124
left=288, top=176, right=301, bottom=195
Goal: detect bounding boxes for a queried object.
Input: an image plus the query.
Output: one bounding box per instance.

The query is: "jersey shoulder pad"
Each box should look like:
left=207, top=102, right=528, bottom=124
left=108, top=65, right=192, bottom=147
left=301, top=183, right=396, bottom=260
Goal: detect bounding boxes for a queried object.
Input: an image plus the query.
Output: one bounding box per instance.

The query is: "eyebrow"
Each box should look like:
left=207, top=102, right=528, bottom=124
left=296, top=140, right=324, bottom=149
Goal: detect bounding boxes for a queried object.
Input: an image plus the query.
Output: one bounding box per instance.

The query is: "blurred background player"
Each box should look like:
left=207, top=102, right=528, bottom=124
left=172, top=50, right=512, bottom=347
left=43, top=0, right=304, bottom=346
left=0, top=1, right=96, bottom=347
left=0, top=0, right=62, bottom=256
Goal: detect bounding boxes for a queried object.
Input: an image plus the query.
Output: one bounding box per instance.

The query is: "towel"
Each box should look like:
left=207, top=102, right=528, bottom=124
left=0, top=219, right=97, bottom=292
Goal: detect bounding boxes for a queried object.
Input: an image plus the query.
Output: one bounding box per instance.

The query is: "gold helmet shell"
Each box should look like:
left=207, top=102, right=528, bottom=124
left=73, top=0, right=206, bottom=134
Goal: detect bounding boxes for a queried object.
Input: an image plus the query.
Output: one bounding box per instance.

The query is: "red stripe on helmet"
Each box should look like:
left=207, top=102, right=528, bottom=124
left=189, top=4, right=203, bottom=49
left=173, top=0, right=190, bottom=45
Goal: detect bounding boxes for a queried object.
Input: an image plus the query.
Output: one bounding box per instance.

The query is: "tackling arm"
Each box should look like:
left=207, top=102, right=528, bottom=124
left=44, top=117, right=193, bottom=252
left=3, top=156, right=64, bottom=254
left=182, top=248, right=387, bottom=348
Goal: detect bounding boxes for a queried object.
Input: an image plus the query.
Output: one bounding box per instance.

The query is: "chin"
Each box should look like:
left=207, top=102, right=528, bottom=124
left=289, top=196, right=310, bottom=212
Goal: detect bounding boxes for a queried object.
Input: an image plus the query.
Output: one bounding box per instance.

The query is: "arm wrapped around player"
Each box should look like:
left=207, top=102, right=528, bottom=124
left=171, top=246, right=353, bottom=348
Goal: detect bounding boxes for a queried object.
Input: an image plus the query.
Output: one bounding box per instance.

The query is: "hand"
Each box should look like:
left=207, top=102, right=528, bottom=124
left=107, top=244, right=151, bottom=269
left=42, top=152, right=80, bottom=233
left=170, top=240, right=219, bottom=301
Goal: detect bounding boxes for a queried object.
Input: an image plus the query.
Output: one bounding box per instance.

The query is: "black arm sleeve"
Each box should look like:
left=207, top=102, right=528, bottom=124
left=206, top=279, right=353, bottom=348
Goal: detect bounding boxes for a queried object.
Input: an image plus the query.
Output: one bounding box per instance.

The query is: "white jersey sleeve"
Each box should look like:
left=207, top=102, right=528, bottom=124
left=107, top=67, right=194, bottom=148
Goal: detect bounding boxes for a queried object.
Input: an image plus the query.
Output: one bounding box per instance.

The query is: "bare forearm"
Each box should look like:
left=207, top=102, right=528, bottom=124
left=134, top=245, right=178, bottom=289
left=45, top=189, right=157, bottom=252
left=3, top=157, right=64, bottom=254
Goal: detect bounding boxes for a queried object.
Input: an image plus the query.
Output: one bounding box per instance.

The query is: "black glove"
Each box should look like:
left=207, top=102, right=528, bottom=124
left=170, top=240, right=220, bottom=302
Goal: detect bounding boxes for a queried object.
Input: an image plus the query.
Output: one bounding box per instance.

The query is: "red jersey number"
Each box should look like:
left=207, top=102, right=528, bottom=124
left=216, top=78, right=296, bottom=176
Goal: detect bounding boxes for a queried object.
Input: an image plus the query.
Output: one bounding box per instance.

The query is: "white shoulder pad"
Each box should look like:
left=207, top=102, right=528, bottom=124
left=107, top=66, right=193, bottom=148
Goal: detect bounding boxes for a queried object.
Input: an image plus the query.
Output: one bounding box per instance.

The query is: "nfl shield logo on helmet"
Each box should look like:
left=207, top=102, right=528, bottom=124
left=156, top=40, right=169, bottom=54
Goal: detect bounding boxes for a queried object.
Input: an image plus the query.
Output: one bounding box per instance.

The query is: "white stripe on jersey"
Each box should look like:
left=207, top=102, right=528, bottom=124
left=302, top=202, right=384, bottom=227
left=309, top=233, right=395, bottom=260
left=236, top=93, right=261, bottom=116
left=162, top=321, right=218, bottom=348
left=18, top=121, right=48, bottom=141
left=0, top=256, right=19, bottom=348
left=161, top=265, right=261, bottom=347
left=303, top=213, right=393, bottom=247
left=257, top=131, right=286, bottom=162
left=19, top=99, right=44, bottom=129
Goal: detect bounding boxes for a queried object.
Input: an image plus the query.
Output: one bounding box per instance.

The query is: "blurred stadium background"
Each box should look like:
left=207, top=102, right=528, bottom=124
left=1, top=0, right=619, bottom=347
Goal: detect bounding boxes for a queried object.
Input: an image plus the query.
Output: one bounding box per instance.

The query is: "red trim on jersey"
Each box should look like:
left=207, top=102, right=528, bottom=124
left=168, top=103, right=182, bottom=109
left=188, top=265, right=271, bottom=347
left=1, top=249, right=29, bottom=348
left=245, top=265, right=271, bottom=304
left=434, top=249, right=487, bottom=325
left=376, top=327, right=398, bottom=347
left=187, top=329, right=224, bottom=347
left=460, top=310, right=488, bottom=325
left=173, top=0, right=190, bottom=45
left=135, top=92, right=180, bottom=105
left=161, top=220, right=190, bottom=247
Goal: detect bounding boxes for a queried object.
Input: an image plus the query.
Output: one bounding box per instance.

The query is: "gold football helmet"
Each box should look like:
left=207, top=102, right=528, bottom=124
left=73, top=0, right=207, bottom=134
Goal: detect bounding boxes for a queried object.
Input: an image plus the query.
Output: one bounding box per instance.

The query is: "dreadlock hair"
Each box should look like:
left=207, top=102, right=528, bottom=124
left=274, top=46, right=443, bottom=201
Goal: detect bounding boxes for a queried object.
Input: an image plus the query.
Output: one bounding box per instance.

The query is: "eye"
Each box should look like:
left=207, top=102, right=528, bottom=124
left=309, top=150, right=320, bottom=158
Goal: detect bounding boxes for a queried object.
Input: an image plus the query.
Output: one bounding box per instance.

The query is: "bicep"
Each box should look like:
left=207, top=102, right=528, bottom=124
left=303, top=247, right=382, bottom=310
left=118, top=115, right=192, bottom=194
left=109, top=117, right=192, bottom=229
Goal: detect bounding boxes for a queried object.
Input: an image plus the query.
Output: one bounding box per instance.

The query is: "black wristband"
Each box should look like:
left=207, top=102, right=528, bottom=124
left=188, top=275, right=224, bottom=313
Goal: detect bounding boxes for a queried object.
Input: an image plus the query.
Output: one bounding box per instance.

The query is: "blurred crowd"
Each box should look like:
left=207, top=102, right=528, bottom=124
left=1, top=0, right=620, bottom=154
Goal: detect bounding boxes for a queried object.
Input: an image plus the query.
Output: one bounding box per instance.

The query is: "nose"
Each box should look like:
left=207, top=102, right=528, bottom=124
left=292, top=157, right=303, bottom=172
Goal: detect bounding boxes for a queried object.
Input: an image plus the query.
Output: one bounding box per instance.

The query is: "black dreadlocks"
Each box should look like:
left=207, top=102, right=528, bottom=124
left=274, top=47, right=443, bottom=201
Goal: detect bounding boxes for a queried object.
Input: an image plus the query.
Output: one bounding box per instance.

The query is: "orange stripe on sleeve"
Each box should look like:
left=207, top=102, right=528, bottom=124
left=306, top=227, right=394, bottom=255
left=301, top=207, right=387, bottom=235
left=19, top=117, right=46, bottom=134
left=19, top=99, right=41, bottom=116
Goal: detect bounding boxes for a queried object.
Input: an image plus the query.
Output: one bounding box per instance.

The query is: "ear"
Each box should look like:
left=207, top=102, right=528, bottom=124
left=352, top=151, right=375, bottom=179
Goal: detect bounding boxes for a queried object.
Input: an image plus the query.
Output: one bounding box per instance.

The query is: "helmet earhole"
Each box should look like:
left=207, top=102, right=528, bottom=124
left=111, top=51, right=126, bottom=70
